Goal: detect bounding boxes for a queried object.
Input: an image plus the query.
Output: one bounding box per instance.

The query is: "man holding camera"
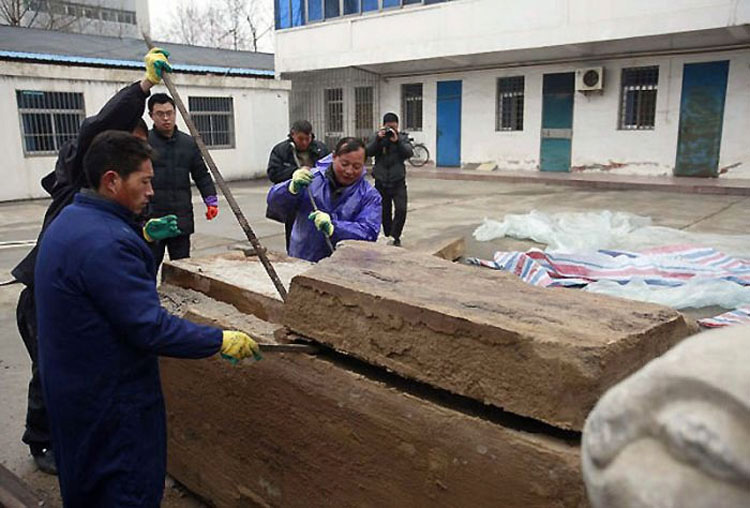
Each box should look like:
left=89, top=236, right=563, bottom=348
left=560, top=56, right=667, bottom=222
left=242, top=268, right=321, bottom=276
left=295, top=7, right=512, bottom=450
left=366, top=112, right=413, bottom=246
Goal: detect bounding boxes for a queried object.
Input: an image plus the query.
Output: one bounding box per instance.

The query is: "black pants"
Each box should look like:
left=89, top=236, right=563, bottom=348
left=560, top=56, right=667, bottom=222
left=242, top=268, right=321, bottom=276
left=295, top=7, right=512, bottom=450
left=149, top=234, right=191, bottom=268
left=375, top=180, right=407, bottom=241
left=16, top=286, right=51, bottom=454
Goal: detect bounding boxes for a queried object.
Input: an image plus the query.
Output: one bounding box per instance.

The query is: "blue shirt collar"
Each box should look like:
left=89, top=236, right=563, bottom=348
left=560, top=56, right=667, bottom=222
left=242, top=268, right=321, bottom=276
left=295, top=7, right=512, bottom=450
left=75, top=189, right=137, bottom=224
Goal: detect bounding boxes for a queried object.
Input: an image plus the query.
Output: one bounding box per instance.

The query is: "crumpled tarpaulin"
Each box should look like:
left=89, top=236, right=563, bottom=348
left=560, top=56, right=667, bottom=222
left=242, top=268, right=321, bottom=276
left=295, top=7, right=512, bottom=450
left=474, top=210, right=750, bottom=258
left=698, top=306, right=750, bottom=327
left=467, top=245, right=750, bottom=328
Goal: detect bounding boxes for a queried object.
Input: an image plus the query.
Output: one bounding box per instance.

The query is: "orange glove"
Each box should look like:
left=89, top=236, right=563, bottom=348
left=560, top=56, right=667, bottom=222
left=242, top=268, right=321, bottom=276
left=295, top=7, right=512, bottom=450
left=205, top=205, right=218, bottom=220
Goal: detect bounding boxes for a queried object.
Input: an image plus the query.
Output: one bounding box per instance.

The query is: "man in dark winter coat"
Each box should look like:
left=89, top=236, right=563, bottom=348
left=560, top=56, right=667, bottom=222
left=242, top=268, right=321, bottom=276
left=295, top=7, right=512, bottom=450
left=147, top=93, right=219, bottom=267
left=10, top=47, right=175, bottom=475
left=267, top=120, right=331, bottom=252
left=35, top=130, right=261, bottom=507
left=267, top=137, right=381, bottom=262
left=366, top=112, right=413, bottom=246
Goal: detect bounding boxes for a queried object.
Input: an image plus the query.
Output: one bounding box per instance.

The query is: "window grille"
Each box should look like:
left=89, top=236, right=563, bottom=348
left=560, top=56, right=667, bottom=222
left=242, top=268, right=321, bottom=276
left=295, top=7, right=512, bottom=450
left=496, top=76, right=524, bottom=131
left=354, top=87, right=374, bottom=140
left=619, top=66, right=659, bottom=130
left=401, top=83, right=423, bottom=131
left=324, top=88, right=344, bottom=148
left=188, top=97, right=235, bottom=149
left=16, top=90, right=84, bottom=156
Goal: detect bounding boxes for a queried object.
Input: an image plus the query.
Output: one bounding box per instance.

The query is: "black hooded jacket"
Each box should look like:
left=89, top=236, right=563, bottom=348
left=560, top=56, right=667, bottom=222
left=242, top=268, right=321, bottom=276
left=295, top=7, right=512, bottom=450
left=147, top=127, right=216, bottom=235
left=267, top=136, right=330, bottom=184
left=365, top=131, right=413, bottom=185
left=12, top=81, right=150, bottom=287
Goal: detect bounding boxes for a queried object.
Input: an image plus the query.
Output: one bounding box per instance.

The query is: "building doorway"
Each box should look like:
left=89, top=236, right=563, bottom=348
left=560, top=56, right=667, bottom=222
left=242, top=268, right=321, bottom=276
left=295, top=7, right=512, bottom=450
left=540, top=72, right=575, bottom=172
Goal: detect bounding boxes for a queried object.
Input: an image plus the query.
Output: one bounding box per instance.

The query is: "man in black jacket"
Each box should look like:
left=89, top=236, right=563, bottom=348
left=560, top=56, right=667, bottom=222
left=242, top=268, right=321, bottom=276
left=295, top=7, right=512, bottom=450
left=10, top=47, right=173, bottom=475
left=366, top=112, right=413, bottom=246
left=267, top=120, right=330, bottom=252
left=147, top=94, right=219, bottom=267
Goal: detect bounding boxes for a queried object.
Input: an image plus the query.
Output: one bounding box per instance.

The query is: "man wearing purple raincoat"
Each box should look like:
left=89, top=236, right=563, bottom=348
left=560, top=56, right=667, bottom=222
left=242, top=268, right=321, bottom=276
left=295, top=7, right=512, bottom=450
left=266, top=137, right=381, bottom=262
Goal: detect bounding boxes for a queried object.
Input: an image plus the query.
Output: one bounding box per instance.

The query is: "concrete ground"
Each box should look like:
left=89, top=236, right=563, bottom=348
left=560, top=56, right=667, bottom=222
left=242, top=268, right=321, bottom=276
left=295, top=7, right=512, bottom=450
left=1, top=175, right=748, bottom=505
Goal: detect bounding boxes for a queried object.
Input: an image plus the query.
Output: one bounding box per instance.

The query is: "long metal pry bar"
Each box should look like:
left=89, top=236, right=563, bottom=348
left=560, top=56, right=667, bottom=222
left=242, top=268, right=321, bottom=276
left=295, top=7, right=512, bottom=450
left=142, top=34, right=288, bottom=301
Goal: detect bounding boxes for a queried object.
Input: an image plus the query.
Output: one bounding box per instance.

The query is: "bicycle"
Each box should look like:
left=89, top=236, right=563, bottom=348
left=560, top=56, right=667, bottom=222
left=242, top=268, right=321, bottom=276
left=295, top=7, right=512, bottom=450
left=408, top=138, right=430, bottom=167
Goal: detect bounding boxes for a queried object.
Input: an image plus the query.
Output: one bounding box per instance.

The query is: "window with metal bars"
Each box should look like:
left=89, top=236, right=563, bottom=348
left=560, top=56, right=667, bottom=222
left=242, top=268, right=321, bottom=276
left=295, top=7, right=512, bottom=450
left=324, top=88, right=344, bottom=148
left=16, top=90, right=84, bottom=156
left=495, top=76, right=524, bottom=131
left=325, top=88, right=344, bottom=131
left=619, top=66, right=659, bottom=130
left=354, top=87, right=374, bottom=139
left=401, top=83, right=422, bottom=131
left=188, top=97, right=235, bottom=149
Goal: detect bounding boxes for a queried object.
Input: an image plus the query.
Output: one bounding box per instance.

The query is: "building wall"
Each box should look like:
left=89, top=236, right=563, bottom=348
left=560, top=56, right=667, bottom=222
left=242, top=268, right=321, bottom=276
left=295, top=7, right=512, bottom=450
left=275, top=0, right=750, bottom=74
left=21, top=0, right=143, bottom=38
left=0, top=62, right=290, bottom=202
left=377, top=49, right=750, bottom=177
left=287, top=67, right=381, bottom=145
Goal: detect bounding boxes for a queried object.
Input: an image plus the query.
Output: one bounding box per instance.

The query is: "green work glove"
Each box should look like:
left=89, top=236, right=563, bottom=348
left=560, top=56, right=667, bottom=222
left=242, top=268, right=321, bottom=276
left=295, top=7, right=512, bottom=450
left=220, top=330, right=262, bottom=363
left=143, top=215, right=181, bottom=242
left=144, top=47, right=172, bottom=85
left=308, top=210, right=334, bottom=237
left=288, top=168, right=313, bottom=195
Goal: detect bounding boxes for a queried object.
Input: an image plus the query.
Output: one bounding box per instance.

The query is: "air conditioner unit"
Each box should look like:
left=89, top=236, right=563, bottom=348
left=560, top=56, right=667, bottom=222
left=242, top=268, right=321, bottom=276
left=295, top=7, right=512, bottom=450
left=576, top=67, right=604, bottom=92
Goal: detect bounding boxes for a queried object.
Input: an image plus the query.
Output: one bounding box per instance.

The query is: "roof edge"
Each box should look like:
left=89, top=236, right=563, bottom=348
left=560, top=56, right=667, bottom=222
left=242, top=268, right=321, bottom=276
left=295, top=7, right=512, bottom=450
left=0, top=50, right=275, bottom=78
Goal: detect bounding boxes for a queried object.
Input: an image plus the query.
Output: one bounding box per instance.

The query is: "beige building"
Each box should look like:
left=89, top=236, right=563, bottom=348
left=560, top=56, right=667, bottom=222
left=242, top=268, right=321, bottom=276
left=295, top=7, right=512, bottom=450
left=0, top=25, right=290, bottom=201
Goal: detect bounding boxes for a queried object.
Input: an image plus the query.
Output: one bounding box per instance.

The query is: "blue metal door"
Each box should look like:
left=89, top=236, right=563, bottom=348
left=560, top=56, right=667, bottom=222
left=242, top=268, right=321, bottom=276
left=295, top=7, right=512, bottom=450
left=540, top=73, right=575, bottom=172
left=675, top=61, right=729, bottom=177
left=436, top=80, right=462, bottom=167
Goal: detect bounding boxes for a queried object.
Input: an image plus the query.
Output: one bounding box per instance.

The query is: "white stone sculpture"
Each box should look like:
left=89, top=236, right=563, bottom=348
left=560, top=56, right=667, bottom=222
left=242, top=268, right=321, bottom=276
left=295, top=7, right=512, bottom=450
left=582, top=325, right=750, bottom=508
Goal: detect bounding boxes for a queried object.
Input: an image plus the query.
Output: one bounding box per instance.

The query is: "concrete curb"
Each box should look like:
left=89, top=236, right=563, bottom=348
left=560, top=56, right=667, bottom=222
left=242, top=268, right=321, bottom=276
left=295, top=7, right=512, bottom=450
left=409, top=168, right=750, bottom=196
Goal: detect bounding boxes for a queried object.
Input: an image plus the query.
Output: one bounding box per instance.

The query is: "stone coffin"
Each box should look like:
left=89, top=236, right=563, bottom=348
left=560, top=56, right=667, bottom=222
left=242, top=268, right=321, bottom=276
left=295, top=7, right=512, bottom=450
left=159, top=286, right=586, bottom=508
left=161, top=251, right=312, bottom=323
left=282, top=242, right=697, bottom=430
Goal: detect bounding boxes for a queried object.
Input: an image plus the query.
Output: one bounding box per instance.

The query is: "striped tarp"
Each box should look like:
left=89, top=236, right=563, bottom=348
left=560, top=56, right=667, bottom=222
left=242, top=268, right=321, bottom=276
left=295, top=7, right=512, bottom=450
left=698, top=306, right=750, bottom=327
left=467, top=245, right=750, bottom=327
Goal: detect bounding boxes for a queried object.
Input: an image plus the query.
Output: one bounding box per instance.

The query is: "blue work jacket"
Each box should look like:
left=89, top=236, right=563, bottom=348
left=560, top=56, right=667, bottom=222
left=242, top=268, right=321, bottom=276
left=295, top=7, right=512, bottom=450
left=266, top=164, right=382, bottom=262
left=35, top=192, right=222, bottom=507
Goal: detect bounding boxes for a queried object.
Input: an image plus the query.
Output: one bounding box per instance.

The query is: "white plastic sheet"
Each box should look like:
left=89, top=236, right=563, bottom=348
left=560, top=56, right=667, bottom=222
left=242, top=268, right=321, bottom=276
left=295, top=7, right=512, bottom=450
left=473, top=210, right=750, bottom=258
left=584, top=279, right=750, bottom=310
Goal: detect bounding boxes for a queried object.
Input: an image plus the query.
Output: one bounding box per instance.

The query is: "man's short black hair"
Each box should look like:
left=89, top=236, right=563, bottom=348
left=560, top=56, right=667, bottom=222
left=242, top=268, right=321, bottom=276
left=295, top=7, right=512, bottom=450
left=383, top=112, right=399, bottom=124
left=133, top=118, right=148, bottom=136
left=334, top=137, right=365, bottom=157
left=84, top=131, right=153, bottom=189
left=290, top=120, right=313, bottom=135
left=148, top=93, right=175, bottom=113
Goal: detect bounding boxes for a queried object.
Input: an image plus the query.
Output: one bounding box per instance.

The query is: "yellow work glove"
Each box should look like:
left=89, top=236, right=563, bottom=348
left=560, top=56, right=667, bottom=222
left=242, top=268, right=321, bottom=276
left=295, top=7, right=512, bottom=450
left=308, top=210, right=334, bottom=237
left=288, top=168, right=313, bottom=195
left=144, top=47, right=172, bottom=85
left=220, top=330, right=262, bottom=363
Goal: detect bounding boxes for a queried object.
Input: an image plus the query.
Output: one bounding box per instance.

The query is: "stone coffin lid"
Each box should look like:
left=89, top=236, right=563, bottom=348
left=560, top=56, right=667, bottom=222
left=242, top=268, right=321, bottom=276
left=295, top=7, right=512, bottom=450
left=283, top=241, right=698, bottom=431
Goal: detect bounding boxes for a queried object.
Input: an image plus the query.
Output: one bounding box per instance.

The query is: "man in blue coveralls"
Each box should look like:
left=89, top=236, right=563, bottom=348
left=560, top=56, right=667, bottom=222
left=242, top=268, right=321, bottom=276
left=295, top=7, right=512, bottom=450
left=266, top=137, right=382, bottom=262
left=35, top=130, right=261, bottom=506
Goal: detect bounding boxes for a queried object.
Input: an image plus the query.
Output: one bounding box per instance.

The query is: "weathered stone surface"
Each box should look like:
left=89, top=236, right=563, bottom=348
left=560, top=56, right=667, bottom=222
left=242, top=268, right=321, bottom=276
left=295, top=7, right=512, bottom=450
left=159, top=285, right=586, bottom=508
left=0, top=463, right=42, bottom=508
left=283, top=241, right=698, bottom=430
left=162, top=251, right=311, bottom=322
left=583, top=325, right=750, bottom=508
